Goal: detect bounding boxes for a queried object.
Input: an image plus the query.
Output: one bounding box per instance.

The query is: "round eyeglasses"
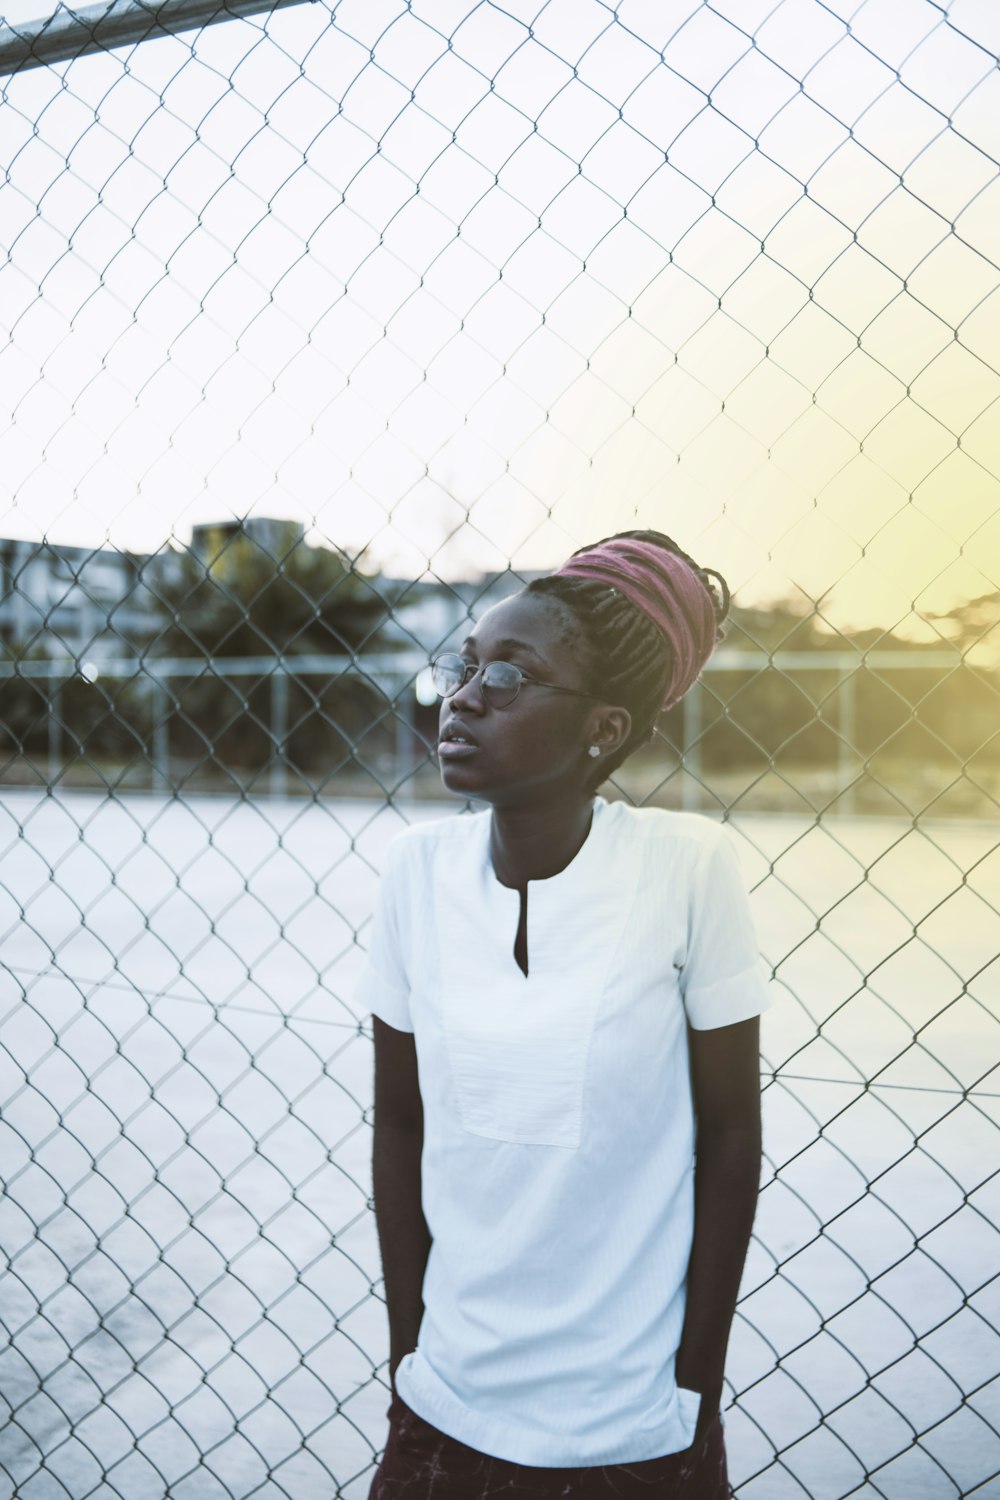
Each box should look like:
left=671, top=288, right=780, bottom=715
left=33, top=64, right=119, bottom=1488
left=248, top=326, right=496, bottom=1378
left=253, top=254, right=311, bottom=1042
left=430, top=653, right=603, bottom=710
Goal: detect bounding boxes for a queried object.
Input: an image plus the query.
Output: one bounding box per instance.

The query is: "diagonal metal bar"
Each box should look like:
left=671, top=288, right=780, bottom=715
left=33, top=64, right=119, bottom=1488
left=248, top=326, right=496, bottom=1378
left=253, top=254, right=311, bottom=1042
left=0, top=0, right=316, bottom=74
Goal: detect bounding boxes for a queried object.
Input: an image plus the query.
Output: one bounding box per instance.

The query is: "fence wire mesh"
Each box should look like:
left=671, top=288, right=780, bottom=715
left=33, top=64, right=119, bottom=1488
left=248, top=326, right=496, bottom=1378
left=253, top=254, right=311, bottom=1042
left=1, top=1, right=999, bottom=1496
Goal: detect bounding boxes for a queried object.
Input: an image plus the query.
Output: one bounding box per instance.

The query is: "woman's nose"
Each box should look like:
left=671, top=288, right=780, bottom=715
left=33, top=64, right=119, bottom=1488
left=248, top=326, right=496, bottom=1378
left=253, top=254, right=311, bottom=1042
left=446, top=666, right=486, bottom=714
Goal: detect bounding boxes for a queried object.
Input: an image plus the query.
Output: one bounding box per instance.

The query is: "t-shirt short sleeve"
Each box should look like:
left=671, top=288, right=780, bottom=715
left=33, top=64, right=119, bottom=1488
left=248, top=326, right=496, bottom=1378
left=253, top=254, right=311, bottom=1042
left=355, top=838, right=413, bottom=1033
left=680, top=827, right=772, bottom=1031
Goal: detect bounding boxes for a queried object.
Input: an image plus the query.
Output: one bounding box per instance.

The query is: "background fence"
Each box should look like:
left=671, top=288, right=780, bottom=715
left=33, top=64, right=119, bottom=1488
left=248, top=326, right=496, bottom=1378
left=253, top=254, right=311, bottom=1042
left=1, top=1, right=999, bottom=1496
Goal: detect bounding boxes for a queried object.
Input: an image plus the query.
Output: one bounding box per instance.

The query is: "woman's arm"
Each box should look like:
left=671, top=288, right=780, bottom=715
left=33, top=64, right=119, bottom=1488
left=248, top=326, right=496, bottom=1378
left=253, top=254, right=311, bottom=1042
left=675, top=1013, right=763, bottom=1449
left=372, top=1015, right=432, bottom=1396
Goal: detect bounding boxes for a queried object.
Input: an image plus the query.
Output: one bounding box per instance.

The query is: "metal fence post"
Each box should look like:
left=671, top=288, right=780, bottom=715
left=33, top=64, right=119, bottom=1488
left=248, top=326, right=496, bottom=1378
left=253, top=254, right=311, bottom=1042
left=152, top=672, right=170, bottom=794
left=47, top=670, right=60, bottom=785
left=682, top=680, right=702, bottom=811
left=840, top=665, right=857, bottom=817
left=393, top=675, right=416, bottom=800
left=270, top=665, right=288, bottom=797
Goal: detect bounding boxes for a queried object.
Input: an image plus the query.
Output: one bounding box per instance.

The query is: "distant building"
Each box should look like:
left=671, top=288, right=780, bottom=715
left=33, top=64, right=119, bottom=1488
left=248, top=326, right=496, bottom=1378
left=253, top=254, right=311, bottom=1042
left=0, top=536, right=172, bottom=661
left=0, top=526, right=543, bottom=667
left=190, top=518, right=306, bottom=568
left=375, top=569, right=544, bottom=660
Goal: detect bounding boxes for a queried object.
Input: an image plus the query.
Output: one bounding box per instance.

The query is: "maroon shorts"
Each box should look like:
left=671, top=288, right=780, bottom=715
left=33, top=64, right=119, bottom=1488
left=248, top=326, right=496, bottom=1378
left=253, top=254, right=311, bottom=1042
left=368, top=1391, right=730, bottom=1499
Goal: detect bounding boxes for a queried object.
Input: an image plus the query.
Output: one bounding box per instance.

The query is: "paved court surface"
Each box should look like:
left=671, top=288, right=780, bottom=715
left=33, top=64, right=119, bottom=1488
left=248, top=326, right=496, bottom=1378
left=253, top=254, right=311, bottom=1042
left=1, top=788, right=998, bottom=1498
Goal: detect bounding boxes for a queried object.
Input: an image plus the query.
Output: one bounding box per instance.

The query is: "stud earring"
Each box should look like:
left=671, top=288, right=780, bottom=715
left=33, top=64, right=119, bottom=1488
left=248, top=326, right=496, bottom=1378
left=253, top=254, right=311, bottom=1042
left=587, top=745, right=601, bottom=758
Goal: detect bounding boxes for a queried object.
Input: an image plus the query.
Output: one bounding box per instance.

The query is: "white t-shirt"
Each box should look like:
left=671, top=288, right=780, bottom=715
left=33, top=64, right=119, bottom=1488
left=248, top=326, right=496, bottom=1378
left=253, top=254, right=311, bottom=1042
left=357, top=795, right=772, bottom=1466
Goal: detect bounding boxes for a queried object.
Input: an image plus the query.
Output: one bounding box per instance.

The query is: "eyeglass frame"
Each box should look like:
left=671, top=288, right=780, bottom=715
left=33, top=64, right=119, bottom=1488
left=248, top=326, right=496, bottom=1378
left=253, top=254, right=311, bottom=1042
left=430, top=652, right=606, bottom=708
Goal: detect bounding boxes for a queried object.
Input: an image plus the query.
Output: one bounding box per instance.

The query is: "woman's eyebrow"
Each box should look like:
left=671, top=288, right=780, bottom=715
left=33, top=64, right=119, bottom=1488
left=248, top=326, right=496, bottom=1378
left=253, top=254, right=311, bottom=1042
left=460, top=635, right=548, bottom=667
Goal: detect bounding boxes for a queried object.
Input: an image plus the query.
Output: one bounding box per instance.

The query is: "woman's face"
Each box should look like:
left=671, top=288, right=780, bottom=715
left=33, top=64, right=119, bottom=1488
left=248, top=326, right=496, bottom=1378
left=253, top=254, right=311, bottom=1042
left=436, top=592, right=608, bottom=807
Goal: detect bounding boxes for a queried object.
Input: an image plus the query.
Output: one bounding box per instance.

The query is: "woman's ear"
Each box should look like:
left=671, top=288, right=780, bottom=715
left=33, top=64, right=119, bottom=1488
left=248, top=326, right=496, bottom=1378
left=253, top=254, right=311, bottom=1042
left=588, top=705, right=631, bottom=757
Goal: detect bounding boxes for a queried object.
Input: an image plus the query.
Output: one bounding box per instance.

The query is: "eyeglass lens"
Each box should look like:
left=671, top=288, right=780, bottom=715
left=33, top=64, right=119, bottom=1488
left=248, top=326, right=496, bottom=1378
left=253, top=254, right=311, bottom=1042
left=432, top=656, right=522, bottom=707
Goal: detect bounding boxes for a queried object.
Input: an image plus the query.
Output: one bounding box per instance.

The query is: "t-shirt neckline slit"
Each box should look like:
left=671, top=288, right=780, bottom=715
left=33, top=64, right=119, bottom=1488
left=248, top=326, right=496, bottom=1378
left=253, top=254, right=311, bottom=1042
left=484, top=796, right=606, bottom=981
left=515, top=886, right=528, bottom=980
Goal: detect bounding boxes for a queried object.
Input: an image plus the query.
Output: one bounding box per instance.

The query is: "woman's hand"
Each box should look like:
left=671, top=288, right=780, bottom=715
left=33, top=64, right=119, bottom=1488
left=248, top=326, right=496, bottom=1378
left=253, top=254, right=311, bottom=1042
left=683, top=1381, right=723, bottom=1453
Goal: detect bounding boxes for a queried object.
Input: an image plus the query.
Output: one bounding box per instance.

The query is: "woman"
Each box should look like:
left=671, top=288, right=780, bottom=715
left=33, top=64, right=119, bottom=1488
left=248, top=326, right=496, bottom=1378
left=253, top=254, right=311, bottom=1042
left=360, top=530, right=770, bottom=1498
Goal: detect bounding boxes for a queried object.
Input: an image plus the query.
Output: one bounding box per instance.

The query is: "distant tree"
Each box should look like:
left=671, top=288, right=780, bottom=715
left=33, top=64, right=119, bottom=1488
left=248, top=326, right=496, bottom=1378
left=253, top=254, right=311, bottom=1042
left=724, top=598, right=827, bottom=653
left=145, top=531, right=390, bottom=659
left=923, top=589, right=999, bottom=652
left=133, top=531, right=401, bottom=784
left=0, top=640, right=54, bottom=761
left=723, top=596, right=896, bottom=655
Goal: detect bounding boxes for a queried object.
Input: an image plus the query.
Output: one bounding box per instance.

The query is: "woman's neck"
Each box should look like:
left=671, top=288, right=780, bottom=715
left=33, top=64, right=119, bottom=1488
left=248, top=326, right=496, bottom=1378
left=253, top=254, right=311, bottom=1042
left=488, top=794, right=596, bottom=889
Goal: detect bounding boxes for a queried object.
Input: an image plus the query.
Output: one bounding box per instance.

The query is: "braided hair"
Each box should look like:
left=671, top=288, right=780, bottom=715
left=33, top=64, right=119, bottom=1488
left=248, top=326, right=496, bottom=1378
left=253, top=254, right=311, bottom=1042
left=524, top=529, right=730, bottom=790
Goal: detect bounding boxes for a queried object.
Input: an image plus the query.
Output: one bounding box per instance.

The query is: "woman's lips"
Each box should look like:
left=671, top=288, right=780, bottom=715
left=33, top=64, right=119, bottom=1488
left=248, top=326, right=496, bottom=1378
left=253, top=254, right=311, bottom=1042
left=439, top=719, right=479, bottom=758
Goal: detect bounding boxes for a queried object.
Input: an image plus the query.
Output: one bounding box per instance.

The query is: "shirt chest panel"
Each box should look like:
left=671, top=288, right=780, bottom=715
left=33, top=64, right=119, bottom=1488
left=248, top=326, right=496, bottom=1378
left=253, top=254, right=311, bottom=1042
left=415, top=816, right=687, bottom=1149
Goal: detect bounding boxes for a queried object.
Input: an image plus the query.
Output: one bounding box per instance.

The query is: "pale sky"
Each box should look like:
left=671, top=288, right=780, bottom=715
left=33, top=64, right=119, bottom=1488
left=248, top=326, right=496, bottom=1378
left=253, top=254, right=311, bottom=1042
left=1, top=0, right=998, bottom=650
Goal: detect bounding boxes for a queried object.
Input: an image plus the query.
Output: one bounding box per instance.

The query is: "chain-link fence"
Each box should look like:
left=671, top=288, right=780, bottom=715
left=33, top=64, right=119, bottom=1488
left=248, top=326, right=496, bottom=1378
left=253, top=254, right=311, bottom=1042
left=2, top=1, right=999, bottom=1496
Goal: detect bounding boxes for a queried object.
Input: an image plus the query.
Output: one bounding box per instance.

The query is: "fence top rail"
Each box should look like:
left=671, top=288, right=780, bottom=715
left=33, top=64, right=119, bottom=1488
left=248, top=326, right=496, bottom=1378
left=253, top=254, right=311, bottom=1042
left=0, top=0, right=316, bottom=75
left=2, top=653, right=424, bottom=678
left=0, top=648, right=980, bottom=678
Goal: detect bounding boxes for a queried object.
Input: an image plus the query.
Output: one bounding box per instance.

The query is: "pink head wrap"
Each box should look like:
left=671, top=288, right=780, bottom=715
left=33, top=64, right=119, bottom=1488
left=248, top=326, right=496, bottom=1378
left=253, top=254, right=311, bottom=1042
left=555, top=537, right=721, bottom=710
